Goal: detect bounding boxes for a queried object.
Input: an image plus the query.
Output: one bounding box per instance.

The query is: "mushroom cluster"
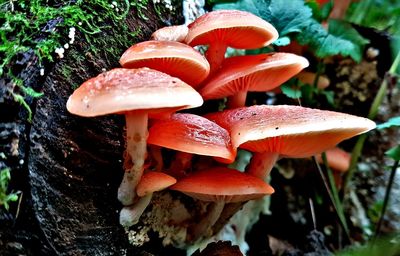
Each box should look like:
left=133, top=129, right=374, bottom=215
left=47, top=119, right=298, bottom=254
left=66, top=10, right=376, bottom=244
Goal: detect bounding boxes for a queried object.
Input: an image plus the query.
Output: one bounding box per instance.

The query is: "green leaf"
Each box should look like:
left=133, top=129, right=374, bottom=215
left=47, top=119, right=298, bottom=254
left=213, top=0, right=312, bottom=43
left=385, top=145, right=400, bottom=161
left=300, top=84, right=316, bottom=104
left=321, top=90, right=335, bottom=106
left=319, top=0, right=333, bottom=21
left=260, top=0, right=313, bottom=36
left=305, top=0, right=333, bottom=22
left=280, top=83, right=301, bottom=99
left=296, top=19, right=369, bottom=62
left=273, top=36, right=290, bottom=46
left=214, top=0, right=368, bottom=62
left=327, top=19, right=370, bottom=62
left=377, top=116, right=400, bottom=130
left=6, top=193, right=19, bottom=202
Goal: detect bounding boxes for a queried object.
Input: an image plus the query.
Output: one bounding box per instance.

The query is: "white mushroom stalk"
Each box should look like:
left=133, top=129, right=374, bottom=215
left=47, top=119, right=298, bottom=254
left=118, top=112, right=148, bottom=205
left=119, top=194, right=152, bottom=227
left=189, top=201, right=225, bottom=242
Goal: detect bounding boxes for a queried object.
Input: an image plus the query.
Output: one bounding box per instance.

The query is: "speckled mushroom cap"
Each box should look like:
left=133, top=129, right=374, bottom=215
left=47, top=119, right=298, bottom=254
left=200, top=53, right=309, bottom=100
left=206, top=105, right=376, bottom=158
left=66, top=68, right=203, bottom=117
left=119, top=41, right=210, bottom=87
left=185, top=10, right=278, bottom=49
left=136, top=172, right=177, bottom=197
left=169, top=167, right=274, bottom=202
left=147, top=113, right=236, bottom=163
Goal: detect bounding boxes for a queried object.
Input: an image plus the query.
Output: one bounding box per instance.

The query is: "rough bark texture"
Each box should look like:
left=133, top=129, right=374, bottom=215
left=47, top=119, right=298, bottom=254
left=0, top=2, right=185, bottom=255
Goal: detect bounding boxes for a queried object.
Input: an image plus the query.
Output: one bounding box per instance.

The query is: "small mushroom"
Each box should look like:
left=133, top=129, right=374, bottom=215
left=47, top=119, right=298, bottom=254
left=120, top=171, right=176, bottom=227
left=170, top=167, right=274, bottom=241
left=147, top=113, right=236, bottom=178
left=151, top=24, right=189, bottom=42
left=185, top=10, right=278, bottom=75
left=272, top=71, right=330, bottom=93
left=66, top=68, right=203, bottom=206
left=316, top=147, right=351, bottom=173
left=120, top=40, right=210, bottom=87
left=200, top=53, right=309, bottom=108
left=297, top=71, right=330, bottom=89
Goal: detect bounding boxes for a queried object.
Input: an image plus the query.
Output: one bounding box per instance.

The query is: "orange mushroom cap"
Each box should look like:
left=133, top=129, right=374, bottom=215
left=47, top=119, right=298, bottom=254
left=296, top=71, right=330, bottom=89
left=316, top=147, right=351, bottom=172
left=169, top=167, right=274, bottom=202
left=206, top=105, right=376, bottom=158
left=66, top=68, right=203, bottom=117
left=147, top=113, right=236, bottom=163
left=200, top=53, right=309, bottom=100
left=151, top=25, right=189, bottom=42
left=119, top=41, right=210, bottom=87
left=136, top=172, right=177, bottom=197
left=185, top=10, right=278, bottom=49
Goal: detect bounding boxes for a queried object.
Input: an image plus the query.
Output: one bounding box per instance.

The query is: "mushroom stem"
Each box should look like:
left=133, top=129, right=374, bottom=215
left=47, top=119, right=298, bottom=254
left=227, top=91, right=248, bottom=109
left=169, top=151, right=193, bottom=179
left=119, top=193, right=152, bottom=227
left=118, top=111, right=149, bottom=205
left=247, top=152, right=279, bottom=180
left=211, top=152, right=278, bottom=232
left=212, top=202, right=245, bottom=234
left=205, top=42, right=227, bottom=76
left=188, top=201, right=225, bottom=242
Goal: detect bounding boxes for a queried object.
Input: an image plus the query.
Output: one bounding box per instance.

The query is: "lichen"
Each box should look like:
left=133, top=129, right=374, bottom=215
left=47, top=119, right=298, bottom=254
left=143, top=192, right=190, bottom=247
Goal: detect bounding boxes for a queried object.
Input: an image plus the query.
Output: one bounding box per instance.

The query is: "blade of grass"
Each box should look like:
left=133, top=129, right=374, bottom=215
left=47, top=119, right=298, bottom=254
left=313, top=156, right=350, bottom=242
left=374, top=159, right=399, bottom=239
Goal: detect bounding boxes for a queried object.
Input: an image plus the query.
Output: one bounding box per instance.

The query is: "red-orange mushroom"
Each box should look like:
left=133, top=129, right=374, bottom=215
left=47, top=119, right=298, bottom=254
left=185, top=10, right=278, bottom=75
left=170, top=167, right=274, bottom=202
left=316, top=147, right=351, bottom=173
left=200, top=53, right=309, bottom=108
left=136, top=171, right=177, bottom=197
left=66, top=68, right=203, bottom=206
left=120, top=171, right=177, bottom=227
left=147, top=113, right=235, bottom=178
left=206, top=105, right=376, bottom=180
left=170, top=167, right=274, bottom=240
left=119, top=40, right=210, bottom=88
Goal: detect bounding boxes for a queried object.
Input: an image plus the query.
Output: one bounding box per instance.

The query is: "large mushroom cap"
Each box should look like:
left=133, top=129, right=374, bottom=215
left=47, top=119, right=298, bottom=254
left=185, top=10, right=278, bottom=49
left=169, top=167, right=274, bottom=203
left=147, top=113, right=236, bottom=163
left=119, top=41, right=210, bottom=87
left=200, top=53, right=309, bottom=100
left=206, top=105, right=376, bottom=158
left=66, top=68, right=203, bottom=117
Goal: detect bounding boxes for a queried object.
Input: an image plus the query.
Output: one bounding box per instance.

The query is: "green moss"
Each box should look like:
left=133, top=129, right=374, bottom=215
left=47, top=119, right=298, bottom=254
left=0, top=168, right=20, bottom=211
left=0, top=0, right=151, bottom=119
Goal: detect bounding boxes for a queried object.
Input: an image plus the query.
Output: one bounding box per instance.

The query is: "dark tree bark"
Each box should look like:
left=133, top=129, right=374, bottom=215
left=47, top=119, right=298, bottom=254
left=0, top=2, right=185, bottom=255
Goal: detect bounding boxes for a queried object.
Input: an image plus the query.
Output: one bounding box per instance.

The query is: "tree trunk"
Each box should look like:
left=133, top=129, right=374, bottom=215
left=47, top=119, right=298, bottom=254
left=0, top=2, right=186, bottom=255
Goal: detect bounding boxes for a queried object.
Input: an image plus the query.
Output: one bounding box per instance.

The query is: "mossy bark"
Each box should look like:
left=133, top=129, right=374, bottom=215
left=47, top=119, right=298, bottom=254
left=0, top=2, right=185, bottom=255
